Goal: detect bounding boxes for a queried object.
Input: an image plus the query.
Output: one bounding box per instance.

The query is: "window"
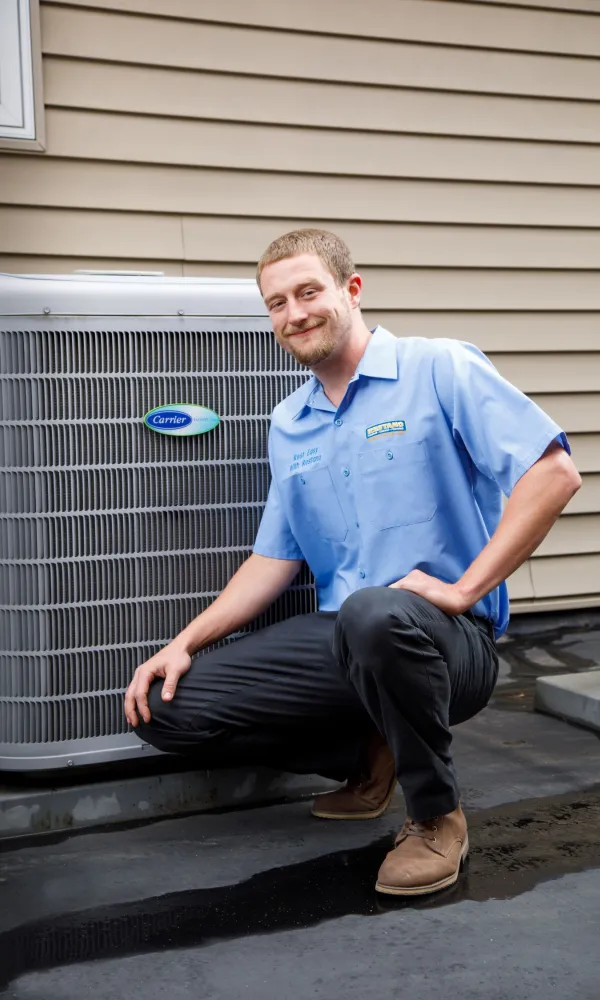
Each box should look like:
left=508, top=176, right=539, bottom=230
left=0, top=0, right=45, bottom=150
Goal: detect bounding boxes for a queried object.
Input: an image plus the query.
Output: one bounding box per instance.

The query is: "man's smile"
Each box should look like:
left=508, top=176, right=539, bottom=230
left=286, top=321, right=325, bottom=338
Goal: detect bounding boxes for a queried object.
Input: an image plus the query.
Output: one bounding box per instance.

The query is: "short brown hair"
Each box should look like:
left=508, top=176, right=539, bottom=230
left=256, top=228, right=355, bottom=290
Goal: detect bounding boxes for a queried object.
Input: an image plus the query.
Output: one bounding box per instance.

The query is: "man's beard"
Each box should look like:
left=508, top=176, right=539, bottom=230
left=281, top=317, right=346, bottom=368
left=287, top=332, right=338, bottom=367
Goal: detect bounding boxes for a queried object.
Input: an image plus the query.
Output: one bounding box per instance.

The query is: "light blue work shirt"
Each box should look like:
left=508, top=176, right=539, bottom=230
left=253, top=327, right=569, bottom=638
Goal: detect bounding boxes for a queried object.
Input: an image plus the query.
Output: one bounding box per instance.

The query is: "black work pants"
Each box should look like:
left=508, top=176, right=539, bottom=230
left=138, top=588, right=498, bottom=820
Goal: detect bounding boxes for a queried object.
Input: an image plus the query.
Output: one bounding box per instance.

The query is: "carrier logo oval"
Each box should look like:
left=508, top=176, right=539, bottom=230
left=144, top=404, right=220, bottom=436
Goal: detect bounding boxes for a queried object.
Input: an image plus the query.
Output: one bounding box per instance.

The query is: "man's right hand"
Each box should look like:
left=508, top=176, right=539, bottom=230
left=124, top=642, right=192, bottom=727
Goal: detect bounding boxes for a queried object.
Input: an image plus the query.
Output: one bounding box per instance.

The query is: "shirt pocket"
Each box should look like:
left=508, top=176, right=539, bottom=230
left=283, top=465, right=348, bottom=542
left=358, top=440, right=437, bottom=529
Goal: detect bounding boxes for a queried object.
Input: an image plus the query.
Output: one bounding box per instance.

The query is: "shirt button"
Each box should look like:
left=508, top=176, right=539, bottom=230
left=343, top=468, right=350, bottom=477
left=300, top=476, right=305, bottom=484
left=334, top=418, right=343, bottom=427
left=359, top=570, right=366, bottom=579
left=386, top=450, right=393, bottom=460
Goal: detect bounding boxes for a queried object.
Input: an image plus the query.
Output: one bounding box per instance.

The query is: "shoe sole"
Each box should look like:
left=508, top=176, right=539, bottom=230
left=311, top=780, right=396, bottom=821
left=374, top=834, right=469, bottom=896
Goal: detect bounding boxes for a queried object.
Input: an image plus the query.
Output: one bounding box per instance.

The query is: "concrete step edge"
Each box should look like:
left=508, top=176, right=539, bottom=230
left=0, top=768, right=338, bottom=840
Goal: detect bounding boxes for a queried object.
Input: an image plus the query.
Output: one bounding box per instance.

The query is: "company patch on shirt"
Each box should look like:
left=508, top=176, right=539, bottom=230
left=365, top=420, right=406, bottom=440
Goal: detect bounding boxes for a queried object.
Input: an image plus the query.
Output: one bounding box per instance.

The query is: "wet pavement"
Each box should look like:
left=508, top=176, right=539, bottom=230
left=1, top=616, right=600, bottom=999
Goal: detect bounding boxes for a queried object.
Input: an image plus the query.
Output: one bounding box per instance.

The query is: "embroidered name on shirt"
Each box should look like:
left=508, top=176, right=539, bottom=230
left=365, top=420, right=406, bottom=439
left=289, top=447, right=321, bottom=472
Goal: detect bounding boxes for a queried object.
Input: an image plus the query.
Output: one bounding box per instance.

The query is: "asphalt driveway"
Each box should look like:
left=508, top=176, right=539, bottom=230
left=1, top=616, right=599, bottom=1000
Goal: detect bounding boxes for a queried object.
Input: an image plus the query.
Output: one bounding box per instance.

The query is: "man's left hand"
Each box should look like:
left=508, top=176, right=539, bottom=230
left=388, top=569, right=470, bottom=617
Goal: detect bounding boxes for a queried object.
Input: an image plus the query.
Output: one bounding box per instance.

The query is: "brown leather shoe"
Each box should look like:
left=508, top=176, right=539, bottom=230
left=375, top=804, right=468, bottom=895
left=311, top=733, right=396, bottom=820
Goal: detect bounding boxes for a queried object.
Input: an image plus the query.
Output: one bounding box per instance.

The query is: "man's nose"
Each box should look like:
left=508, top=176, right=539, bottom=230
left=286, top=300, right=310, bottom=326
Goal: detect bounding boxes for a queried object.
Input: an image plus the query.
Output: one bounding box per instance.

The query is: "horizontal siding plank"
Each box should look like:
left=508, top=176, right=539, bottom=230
left=531, top=394, right=600, bottom=433
left=477, top=2, right=600, bottom=14
left=564, top=473, right=600, bottom=514
left=41, top=0, right=600, bottom=58
left=44, top=57, right=600, bottom=145
left=358, top=271, right=600, bottom=311
left=0, top=208, right=184, bottom=259
left=40, top=6, right=600, bottom=101
left=3, top=158, right=600, bottom=228
left=536, top=513, right=600, bottom=557
left=530, top=552, right=600, bottom=597
left=176, top=263, right=600, bottom=313
left=6, top=208, right=600, bottom=272
left=183, top=218, right=600, bottom=269
left=510, top=594, right=600, bottom=615
left=489, top=353, right=600, bottom=393
left=370, top=313, right=600, bottom=351
left=506, top=562, right=534, bottom=601
left=185, top=265, right=600, bottom=310
left=41, top=110, right=600, bottom=186
left=0, top=255, right=184, bottom=274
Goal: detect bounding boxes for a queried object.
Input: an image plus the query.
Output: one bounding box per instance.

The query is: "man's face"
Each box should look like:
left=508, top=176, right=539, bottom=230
left=261, top=253, right=356, bottom=368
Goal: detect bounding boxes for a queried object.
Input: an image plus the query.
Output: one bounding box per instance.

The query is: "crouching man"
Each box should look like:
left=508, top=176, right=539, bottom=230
left=125, top=229, right=580, bottom=896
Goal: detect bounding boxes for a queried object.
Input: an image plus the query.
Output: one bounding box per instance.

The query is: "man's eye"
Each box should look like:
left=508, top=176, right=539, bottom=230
left=270, top=301, right=284, bottom=310
left=302, top=289, right=317, bottom=298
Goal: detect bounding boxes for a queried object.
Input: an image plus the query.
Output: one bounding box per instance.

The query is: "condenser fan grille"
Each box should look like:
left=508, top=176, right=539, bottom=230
left=0, top=319, right=316, bottom=766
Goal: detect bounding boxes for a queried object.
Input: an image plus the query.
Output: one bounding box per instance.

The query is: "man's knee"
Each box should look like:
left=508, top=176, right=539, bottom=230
left=335, top=587, right=429, bottom=678
left=135, top=678, right=218, bottom=754
left=134, top=679, right=180, bottom=750
left=337, top=586, right=423, bottom=642
left=140, top=674, right=235, bottom=746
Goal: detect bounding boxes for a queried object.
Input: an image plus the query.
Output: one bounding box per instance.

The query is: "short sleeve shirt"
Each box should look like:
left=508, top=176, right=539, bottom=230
left=253, top=327, right=569, bottom=637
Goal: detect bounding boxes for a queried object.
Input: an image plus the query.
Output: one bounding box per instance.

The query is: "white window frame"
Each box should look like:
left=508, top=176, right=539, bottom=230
left=0, top=0, right=45, bottom=150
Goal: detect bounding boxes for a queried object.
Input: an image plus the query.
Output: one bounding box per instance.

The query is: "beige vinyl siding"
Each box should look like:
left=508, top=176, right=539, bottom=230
left=3, top=157, right=600, bottom=227
left=565, top=476, right=600, bottom=515
left=40, top=59, right=600, bottom=144
left=19, top=109, right=600, bottom=184
left=40, top=0, right=600, bottom=60
left=537, top=514, right=600, bottom=556
left=8, top=208, right=600, bottom=270
left=1, top=0, right=599, bottom=616
left=473, top=2, right=600, bottom=15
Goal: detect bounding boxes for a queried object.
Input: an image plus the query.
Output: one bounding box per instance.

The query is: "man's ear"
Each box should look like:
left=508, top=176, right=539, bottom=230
left=346, top=272, right=363, bottom=309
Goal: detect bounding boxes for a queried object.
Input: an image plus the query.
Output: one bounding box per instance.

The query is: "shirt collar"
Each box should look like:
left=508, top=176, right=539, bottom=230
left=290, top=375, right=320, bottom=420
left=290, top=326, right=398, bottom=420
left=355, top=325, right=399, bottom=381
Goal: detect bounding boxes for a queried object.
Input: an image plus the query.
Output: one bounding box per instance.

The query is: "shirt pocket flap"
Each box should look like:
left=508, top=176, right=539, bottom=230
left=358, top=440, right=437, bottom=529
left=282, top=465, right=348, bottom=542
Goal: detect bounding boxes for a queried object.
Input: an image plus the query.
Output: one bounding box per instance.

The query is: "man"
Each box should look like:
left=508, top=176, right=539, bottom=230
left=125, top=229, right=581, bottom=896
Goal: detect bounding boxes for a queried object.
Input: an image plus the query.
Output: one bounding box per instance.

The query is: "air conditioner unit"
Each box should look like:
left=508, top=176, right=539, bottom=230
left=0, top=274, right=316, bottom=770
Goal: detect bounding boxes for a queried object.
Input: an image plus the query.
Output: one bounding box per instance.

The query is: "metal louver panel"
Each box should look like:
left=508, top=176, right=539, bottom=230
left=0, top=313, right=316, bottom=769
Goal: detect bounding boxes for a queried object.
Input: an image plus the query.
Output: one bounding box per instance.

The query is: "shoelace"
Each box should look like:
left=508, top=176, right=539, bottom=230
left=395, top=817, right=439, bottom=846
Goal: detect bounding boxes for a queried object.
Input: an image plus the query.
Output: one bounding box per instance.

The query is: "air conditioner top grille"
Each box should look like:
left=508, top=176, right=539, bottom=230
left=0, top=273, right=269, bottom=318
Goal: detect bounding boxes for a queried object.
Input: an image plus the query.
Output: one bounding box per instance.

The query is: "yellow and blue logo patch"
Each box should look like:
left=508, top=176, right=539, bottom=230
left=365, top=420, right=406, bottom=440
